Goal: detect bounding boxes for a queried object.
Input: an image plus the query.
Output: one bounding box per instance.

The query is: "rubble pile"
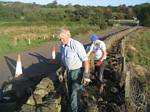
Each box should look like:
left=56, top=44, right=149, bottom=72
left=20, top=77, right=61, bottom=112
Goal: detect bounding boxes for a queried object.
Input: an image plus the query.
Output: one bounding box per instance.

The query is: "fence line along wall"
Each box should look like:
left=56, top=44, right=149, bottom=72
left=124, top=31, right=147, bottom=112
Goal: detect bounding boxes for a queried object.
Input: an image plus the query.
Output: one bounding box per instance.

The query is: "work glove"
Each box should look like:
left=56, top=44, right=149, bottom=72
left=56, top=67, right=66, bottom=82
left=96, top=60, right=102, bottom=66
left=82, top=73, right=91, bottom=86
left=59, top=74, right=63, bottom=82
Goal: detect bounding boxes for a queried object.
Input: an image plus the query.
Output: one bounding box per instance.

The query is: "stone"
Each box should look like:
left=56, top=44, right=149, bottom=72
left=110, top=87, right=118, bottom=93
left=34, top=88, right=49, bottom=98
left=26, top=94, right=42, bottom=105
left=2, top=83, right=13, bottom=93
left=36, top=78, right=55, bottom=92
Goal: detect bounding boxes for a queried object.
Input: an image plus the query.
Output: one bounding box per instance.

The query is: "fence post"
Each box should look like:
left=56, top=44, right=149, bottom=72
left=125, top=71, right=130, bottom=100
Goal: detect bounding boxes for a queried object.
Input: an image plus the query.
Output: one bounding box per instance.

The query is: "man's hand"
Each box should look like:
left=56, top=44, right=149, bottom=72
left=82, top=73, right=91, bottom=86
left=56, top=67, right=66, bottom=82
left=59, top=74, right=63, bottom=82
left=96, top=60, right=102, bottom=66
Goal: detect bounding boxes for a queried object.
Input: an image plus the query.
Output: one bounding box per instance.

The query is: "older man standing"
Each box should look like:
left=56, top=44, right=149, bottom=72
left=57, top=27, right=90, bottom=112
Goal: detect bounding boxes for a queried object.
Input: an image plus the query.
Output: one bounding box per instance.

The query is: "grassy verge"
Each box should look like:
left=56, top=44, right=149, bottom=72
left=125, top=28, right=150, bottom=111
left=126, top=28, right=150, bottom=68
left=0, top=34, right=57, bottom=56
left=0, top=21, right=121, bottom=56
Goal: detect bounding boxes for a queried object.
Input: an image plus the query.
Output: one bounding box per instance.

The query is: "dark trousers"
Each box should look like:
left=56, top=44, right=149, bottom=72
left=94, top=60, right=106, bottom=82
left=67, top=68, right=83, bottom=112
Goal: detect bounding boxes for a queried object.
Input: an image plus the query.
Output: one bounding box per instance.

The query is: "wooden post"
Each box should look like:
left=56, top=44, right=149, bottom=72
left=28, top=38, right=31, bottom=45
left=125, top=71, right=130, bottom=100
left=14, top=37, right=17, bottom=46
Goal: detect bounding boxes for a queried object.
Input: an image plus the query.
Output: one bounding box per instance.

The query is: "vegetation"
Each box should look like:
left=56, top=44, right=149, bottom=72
left=0, top=1, right=149, bottom=55
left=0, top=32, right=56, bottom=56
left=0, top=1, right=149, bottom=27
left=125, top=28, right=150, bottom=112
left=1, top=1, right=149, bottom=26
left=134, top=3, right=150, bottom=27
left=0, top=24, right=118, bottom=56
left=126, top=28, right=150, bottom=68
left=0, top=1, right=149, bottom=26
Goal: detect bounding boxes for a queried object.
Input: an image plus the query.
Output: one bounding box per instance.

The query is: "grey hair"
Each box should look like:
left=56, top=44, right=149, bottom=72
left=57, top=27, right=71, bottom=38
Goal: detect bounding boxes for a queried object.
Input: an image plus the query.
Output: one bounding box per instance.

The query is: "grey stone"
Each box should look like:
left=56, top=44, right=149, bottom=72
left=34, top=88, right=49, bottom=98
left=26, top=94, right=42, bottom=105
left=2, top=83, right=13, bottom=93
left=111, top=87, right=118, bottom=93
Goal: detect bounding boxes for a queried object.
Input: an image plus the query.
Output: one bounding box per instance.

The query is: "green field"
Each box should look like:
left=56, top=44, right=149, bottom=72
left=0, top=22, right=118, bottom=56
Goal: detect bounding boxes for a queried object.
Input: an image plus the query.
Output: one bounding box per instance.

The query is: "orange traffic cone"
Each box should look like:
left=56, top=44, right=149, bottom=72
left=52, top=46, right=56, bottom=60
left=15, top=54, right=22, bottom=78
left=49, top=46, right=57, bottom=64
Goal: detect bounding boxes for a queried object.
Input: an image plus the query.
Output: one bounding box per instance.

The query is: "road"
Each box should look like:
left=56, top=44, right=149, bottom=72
left=0, top=26, right=129, bottom=87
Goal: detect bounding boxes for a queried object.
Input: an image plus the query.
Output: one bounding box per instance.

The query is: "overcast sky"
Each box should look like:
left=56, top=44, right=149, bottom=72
left=0, top=0, right=149, bottom=6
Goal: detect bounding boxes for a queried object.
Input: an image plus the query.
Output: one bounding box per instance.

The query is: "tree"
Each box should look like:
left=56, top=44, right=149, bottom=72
left=134, top=3, right=150, bottom=26
left=47, top=0, right=58, bottom=8
left=89, top=8, right=107, bottom=29
left=103, top=8, right=112, bottom=19
left=125, top=7, right=135, bottom=19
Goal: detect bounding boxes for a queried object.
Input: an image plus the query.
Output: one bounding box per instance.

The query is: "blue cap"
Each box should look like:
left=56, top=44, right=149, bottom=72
left=90, top=34, right=97, bottom=42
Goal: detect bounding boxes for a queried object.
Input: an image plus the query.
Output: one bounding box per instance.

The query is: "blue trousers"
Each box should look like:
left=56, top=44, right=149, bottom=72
left=67, top=68, right=83, bottom=112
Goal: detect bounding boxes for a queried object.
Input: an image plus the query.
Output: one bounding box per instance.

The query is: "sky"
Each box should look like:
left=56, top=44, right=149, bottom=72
left=0, top=0, right=149, bottom=6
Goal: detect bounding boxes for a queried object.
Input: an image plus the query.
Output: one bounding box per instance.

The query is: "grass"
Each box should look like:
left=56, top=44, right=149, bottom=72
left=125, top=28, right=150, bottom=111
left=0, top=21, right=121, bottom=56
left=0, top=34, right=57, bottom=56
left=126, top=28, right=150, bottom=68
left=0, top=35, right=13, bottom=55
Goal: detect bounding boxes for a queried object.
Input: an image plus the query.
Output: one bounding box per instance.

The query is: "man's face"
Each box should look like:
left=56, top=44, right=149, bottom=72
left=59, top=33, right=69, bottom=45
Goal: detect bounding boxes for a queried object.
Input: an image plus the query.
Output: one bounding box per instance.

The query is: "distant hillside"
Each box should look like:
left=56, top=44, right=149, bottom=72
left=0, top=1, right=149, bottom=26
